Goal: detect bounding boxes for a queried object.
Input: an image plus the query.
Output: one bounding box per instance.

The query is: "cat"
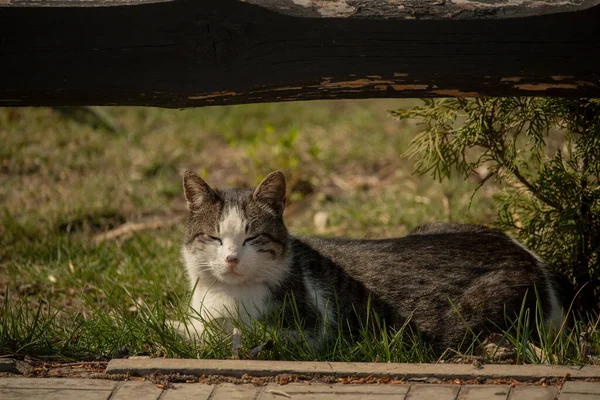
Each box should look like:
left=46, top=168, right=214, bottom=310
left=181, top=170, right=564, bottom=353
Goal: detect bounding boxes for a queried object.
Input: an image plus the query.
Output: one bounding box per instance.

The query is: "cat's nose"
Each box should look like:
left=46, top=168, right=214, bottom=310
left=225, top=255, right=239, bottom=266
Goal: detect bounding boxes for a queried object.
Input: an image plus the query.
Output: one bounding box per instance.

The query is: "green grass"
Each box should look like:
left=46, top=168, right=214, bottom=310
left=0, top=102, right=598, bottom=364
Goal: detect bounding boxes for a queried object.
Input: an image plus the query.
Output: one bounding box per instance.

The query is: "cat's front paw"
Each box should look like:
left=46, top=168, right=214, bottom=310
left=167, top=319, right=206, bottom=340
left=185, top=320, right=207, bottom=341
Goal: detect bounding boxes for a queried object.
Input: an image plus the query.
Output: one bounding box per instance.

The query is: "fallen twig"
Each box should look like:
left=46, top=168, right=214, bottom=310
left=93, top=216, right=184, bottom=244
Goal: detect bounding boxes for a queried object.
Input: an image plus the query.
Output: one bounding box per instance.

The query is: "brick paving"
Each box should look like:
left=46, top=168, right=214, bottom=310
left=2, top=378, right=600, bottom=399
left=106, top=359, right=600, bottom=381
left=3, top=360, right=600, bottom=399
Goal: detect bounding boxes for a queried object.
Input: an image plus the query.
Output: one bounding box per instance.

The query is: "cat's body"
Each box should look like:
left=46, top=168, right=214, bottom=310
left=182, top=170, right=563, bottom=353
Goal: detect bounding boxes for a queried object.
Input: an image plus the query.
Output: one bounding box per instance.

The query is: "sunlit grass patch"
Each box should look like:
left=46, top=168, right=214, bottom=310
left=2, top=272, right=599, bottom=365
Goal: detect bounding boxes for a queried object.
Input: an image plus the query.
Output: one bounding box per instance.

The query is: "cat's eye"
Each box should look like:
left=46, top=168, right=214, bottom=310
left=243, top=235, right=259, bottom=246
left=208, top=235, right=222, bottom=245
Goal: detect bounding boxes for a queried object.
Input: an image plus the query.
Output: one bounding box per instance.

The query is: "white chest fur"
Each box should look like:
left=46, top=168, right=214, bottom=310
left=190, top=280, right=271, bottom=326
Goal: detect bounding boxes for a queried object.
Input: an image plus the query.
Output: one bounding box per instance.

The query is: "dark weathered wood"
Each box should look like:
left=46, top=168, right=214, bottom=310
left=6, top=0, right=600, bottom=19
left=241, top=0, right=600, bottom=20
left=1, top=0, right=599, bottom=108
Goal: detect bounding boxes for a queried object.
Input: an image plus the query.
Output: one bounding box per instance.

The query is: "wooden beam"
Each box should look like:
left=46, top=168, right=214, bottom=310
left=1, top=0, right=599, bottom=108
left=241, top=0, right=600, bottom=20
left=5, top=0, right=600, bottom=19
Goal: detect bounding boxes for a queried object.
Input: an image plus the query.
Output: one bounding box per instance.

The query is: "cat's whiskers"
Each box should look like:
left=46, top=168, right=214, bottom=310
left=252, top=264, right=285, bottom=281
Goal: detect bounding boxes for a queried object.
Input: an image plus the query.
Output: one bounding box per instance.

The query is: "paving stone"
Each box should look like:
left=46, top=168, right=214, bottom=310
left=212, top=382, right=261, bottom=399
left=112, top=381, right=163, bottom=400
left=258, top=383, right=409, bottom=399
left=161, top=383, right=215, bottom=400
left=406, top=384, right=460, bottom=400
left=0, top=388, right=112, bottom=400
left=0, top=377, right=117, bottom=390
left=509, top=386, right=558, bottom=400
left=107, top=359, right=600, bottom=381
left=559, top=394, right=600, bottom=400
left=562, top=382, right=600, bottom=395
left=458, top=385, right=510, bottom=399
left=261, top=383, right=410, bottom=394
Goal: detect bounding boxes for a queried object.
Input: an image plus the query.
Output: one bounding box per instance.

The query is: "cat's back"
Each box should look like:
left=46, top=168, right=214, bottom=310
left=292, top=223, right=560, bottom=351
left=294, top=222, right=550, bottom=320
left=295, top=222, right=537, bottom=275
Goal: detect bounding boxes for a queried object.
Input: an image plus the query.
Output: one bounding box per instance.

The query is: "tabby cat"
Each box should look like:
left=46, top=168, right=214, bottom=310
left=181, top=170, right=563, bottom=352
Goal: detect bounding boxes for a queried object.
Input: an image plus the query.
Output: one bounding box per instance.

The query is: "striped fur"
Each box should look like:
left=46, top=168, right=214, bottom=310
left=182, top=171, right=565, bottom=352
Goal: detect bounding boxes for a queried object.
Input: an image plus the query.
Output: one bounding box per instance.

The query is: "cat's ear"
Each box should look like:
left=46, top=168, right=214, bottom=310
left=253, top=171, right=286, bottom=215
left=183, top=170, right=217, bottom=210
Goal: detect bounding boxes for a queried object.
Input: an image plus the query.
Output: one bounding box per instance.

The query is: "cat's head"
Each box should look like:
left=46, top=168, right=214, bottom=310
left=182, top=170, right=289, bottom=286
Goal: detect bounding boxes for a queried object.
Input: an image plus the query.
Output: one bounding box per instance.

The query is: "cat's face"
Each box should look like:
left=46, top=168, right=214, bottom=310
left=182, top=171, right=289, bottom=286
